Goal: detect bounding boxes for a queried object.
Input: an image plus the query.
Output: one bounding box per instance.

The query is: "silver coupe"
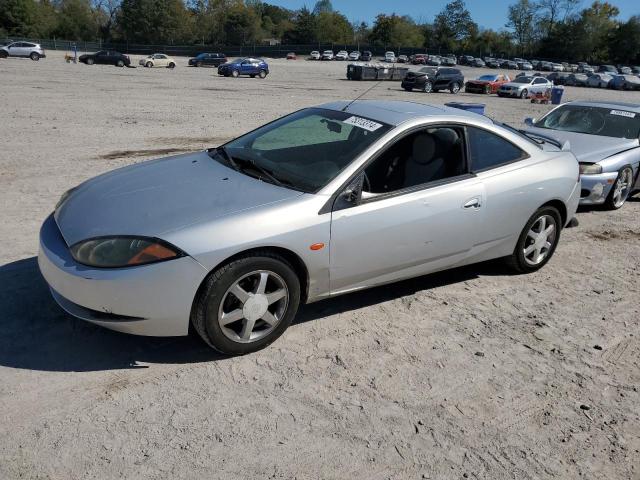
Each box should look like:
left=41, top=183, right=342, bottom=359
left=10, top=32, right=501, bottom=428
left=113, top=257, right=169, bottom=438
left=524, top=101, right=640, bottom=209
left=39, top=101, right=580, bottom=354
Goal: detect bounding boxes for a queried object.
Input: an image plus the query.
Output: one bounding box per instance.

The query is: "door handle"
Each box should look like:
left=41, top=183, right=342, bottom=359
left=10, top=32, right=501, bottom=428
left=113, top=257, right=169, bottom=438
left=463, top=198, right=481, bottom=209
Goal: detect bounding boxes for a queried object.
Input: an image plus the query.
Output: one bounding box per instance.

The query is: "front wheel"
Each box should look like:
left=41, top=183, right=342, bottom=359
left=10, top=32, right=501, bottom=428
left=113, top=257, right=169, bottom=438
left=231, top=69, right=239, bottom=78
left=258, top=70, right=267, bottom=79
left=505, top=206, right=561, bottom=273
left=450, top=82, right=460, bottom=94
left=30, top=52, right=40, bottom=61
left=86, top=58, right=94, bottom=65
left=484, top=84, right=491, bottom=94
left=145, top=62, right=153, bottom=68
left=604, top=166, right=634, bottom=210
left=191, top=253, right=301, bottom=355
left=423, top=81, right=433, bottom=93
left=520, top=88, right=528, bottom=99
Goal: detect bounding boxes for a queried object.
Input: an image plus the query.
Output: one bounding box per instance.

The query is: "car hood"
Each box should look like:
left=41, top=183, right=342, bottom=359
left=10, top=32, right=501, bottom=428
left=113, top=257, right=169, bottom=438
left=55, top=151, right=303, bottom=246
left=502, top=82, right=529, bottom=88
left=468, top=80, right=492, bottom=84
left=523, top=127, right=639, bottom=163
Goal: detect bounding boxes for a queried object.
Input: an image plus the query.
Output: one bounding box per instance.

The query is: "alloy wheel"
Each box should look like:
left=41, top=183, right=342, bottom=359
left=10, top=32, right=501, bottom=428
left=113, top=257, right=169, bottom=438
left=611, top=167, right=633, bottom=208
left=217, top=270, right=289, bottom=344
left=523, top=214, right=557, bottom=266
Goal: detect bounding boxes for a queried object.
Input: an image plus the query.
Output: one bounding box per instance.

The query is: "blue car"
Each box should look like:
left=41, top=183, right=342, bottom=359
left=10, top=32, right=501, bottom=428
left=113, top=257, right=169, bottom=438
left=218, top=57, right=269, bottom=78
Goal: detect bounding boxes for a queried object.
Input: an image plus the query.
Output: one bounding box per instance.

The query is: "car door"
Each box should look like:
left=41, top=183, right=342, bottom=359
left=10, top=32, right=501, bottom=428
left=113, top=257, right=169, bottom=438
left=9, top=42, right=26, bottom=57
left=95, top=51, right=108, bottom=64
left=329, top=125, right=486, bottom=294
left=531, top=77, right=548, bottom=94
left=155, top=54, right=167, bottom=67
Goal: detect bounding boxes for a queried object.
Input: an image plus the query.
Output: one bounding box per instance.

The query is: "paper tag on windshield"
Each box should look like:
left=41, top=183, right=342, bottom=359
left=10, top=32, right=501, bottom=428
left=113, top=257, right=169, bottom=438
left=343, top=116, right=383, bottom=132
left=609, top=110, right=636, bottom=118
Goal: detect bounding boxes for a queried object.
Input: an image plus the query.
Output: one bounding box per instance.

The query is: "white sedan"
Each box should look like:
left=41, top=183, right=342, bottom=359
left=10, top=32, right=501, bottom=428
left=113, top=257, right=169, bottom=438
left=139, top=53, right=176, bottom=68
left=498, top=76, right=552, bottom=98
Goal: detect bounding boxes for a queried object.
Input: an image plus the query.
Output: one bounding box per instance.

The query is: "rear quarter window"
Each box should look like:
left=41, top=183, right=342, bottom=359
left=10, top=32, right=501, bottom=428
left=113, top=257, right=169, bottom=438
left=467, top=127, right=527, bottom=172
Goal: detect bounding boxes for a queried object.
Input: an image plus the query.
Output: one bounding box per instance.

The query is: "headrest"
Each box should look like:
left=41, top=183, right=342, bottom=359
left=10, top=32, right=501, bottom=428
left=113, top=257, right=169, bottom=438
left=412, top=134, right=436, bottom=165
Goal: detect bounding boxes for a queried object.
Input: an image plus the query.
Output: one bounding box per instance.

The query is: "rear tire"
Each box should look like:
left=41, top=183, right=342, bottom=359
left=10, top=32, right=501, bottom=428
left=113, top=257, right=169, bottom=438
left=191, top=252, right=301, bottom=355
left=168, top=62, right=175, bottom=69
left=116, top=59, right=124, bottom=67
left=505, top=206, right=561, bottom=273
left=30, top=52, right=40, bottom=61
left=0, top=51, right=7, bottom=58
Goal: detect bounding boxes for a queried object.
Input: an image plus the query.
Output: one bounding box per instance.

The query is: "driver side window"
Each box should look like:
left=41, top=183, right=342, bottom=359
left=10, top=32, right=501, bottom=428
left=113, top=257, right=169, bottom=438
left=362, top=126, right=466, bottom=195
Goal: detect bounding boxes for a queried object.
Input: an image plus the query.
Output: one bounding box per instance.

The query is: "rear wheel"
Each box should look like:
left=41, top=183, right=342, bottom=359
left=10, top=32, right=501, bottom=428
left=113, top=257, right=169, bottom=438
left=505, top=206, right=561, bottom=273
left=30, top=52, right=40, bottom=61
left=0, top=51, right=7, bottom=58
left=168, top=62, right=175, bottom=69
left=191, top=253, right=301, bottom=355
left=484, top=84, right=491, bottom=94
left=116, top=59, right=124, bottom=67
left=604, top=166, right=634, bottom=210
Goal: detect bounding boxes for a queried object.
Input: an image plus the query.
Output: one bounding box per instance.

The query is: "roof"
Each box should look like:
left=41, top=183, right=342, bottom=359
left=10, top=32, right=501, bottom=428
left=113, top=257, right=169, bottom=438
left=319, top=100, right=493, bottom=126
left=566, top=100, right=640, bottom=113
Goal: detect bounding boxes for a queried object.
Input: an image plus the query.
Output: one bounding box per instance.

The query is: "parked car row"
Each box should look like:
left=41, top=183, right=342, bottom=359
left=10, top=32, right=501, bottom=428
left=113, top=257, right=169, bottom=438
left=545, top=70, right=640, bottom=90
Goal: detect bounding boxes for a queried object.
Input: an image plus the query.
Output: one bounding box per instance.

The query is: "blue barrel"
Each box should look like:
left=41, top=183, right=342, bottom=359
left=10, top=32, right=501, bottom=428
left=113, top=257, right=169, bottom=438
left=445, top=102, right=485, bottom=115
left=551, top=86, right=564, bottom=105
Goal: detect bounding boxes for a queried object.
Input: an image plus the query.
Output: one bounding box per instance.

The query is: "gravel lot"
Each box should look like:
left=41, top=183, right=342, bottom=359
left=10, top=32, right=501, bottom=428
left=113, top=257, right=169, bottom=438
left=1, top=51, right=639, bottom=479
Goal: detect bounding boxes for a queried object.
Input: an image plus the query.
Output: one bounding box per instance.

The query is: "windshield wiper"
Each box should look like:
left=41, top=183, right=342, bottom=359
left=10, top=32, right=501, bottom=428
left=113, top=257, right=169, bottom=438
left=231, top=156, right=288, bottom=188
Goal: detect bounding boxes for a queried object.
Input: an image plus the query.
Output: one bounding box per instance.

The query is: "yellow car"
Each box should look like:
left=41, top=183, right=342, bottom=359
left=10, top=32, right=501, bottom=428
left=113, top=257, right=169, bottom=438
left=139, top=53, right=176, bottom=69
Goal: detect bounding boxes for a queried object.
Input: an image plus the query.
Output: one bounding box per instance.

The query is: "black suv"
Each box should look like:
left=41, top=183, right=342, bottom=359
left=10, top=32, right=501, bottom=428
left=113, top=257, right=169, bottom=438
left=361, top=51, right=372, bottom=61
left=401, top=67, right=464, bottom=93
left=188, top=52, right=227, bottom=67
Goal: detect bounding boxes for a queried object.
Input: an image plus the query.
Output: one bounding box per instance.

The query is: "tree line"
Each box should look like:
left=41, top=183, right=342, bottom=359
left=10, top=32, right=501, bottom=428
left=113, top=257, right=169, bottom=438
left=1, top=0, right=638, bottom=63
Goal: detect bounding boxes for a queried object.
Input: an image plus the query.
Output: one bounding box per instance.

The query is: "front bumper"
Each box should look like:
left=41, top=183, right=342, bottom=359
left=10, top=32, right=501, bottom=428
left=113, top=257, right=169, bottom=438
left=579, top=172, right=618, bottom=205
left=497, top=89, right=521, bottom=97
left=465, top=83, right=489, bottom=93
left=38, top=214, right=208, bottom=336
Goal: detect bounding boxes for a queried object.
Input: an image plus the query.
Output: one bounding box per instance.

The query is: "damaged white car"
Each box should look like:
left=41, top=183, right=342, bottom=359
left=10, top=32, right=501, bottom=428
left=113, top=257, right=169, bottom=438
left=524, top=101, right=640, bottom=209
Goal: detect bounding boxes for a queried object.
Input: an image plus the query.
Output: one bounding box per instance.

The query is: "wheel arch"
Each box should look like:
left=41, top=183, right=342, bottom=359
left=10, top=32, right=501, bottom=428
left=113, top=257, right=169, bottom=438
left=539, top=199, right=567, bottom=226
left=192, top=246, right=310, bottom=311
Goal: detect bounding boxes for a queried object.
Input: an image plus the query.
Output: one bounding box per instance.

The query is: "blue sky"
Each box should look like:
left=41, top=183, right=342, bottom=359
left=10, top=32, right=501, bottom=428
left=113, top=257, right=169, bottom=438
left=267, top=0, right=638, bottom=30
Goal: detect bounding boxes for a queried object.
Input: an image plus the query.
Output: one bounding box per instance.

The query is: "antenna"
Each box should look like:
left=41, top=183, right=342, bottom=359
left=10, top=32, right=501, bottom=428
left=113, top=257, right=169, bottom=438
left=341, top=51, right=396, bottom=112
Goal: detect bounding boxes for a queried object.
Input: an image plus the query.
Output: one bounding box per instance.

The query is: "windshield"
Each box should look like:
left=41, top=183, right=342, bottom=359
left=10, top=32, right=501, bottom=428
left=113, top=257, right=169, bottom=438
left=535, top=105, right=640, bottom=139
left=513, top=77, right=532, bottom=83
left=419, top=67, right=437, bottom=74
left=214, top=108, right=392, bottom=193
left=478, top=75, right=498, bottom=81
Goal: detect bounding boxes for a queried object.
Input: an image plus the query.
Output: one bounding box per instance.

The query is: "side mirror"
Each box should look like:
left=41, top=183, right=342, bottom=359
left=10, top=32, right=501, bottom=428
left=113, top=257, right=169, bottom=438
left=524, top=117, right=535, bottom=127
left=334, top=173, right=364, bottom=211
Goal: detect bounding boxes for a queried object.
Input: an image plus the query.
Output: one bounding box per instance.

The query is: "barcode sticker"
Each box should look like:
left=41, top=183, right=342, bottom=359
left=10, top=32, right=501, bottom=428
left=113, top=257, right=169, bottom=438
left=609, top=110, right=636, bottom=118
left=343, top=116, right=383, bottom=132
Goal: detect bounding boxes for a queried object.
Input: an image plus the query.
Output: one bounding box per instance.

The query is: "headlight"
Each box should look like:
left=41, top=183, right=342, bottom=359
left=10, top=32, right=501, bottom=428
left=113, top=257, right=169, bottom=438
left=579, top=163, right=603, bottom=175
left=55, top=187, right=78, bottom=210
left=70, top=236, right=184, bottom=268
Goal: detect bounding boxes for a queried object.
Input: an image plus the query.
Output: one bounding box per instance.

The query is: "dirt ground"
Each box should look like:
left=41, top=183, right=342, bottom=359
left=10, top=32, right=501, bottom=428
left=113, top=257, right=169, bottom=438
left=1, top=51, right=639, bottom=480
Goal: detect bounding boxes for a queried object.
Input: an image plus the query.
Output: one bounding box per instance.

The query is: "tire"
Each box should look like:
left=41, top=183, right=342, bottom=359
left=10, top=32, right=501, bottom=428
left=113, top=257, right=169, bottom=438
left=520, top=89, right=528, bottom=99
left=604, top=166, right=634, bottom=210
left=485, top=85, right=491, bottom=94
left=450, top=82, right=460, bottom=94
left=231, top=69, right=239, bottom=78
left=145, top=61, right=153, bottom=68
left=505, top=206, right=561, bottom=273
left=191, top=252, right=301, bottom=355
left=116, top=60, right=124, bottom=67
left=87, top=58, right=94, bottom=65
left=168, top=62, right=175, bottom=69
left=30, top=52, right=40, bottom=61
left=423, top=81, right=433, bottom=93
left=196, top=61, right=202, bottom=67
left=258, top=70, right=267, bottom=79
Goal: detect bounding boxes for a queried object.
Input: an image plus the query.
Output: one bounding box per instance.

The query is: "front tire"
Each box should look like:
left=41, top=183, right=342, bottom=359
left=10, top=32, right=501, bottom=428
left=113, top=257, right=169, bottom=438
left=86, top=58, right=94, bottom=65
left=423, top=81, right=433, bottom=93
left=231, top=69, right=239, bottom=78
left=258, top=70, right=267, bottom=79
left=450, top=82, right=460, bottom=94
left=505, top=206, right=561, bottom=273
left=520, top=88, right=528, bottom=99
left=604, top=166, right=634, bottom=210
left=145, top=61, right=153, bottom=68
left=191, top=253, right=301, bottom=355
